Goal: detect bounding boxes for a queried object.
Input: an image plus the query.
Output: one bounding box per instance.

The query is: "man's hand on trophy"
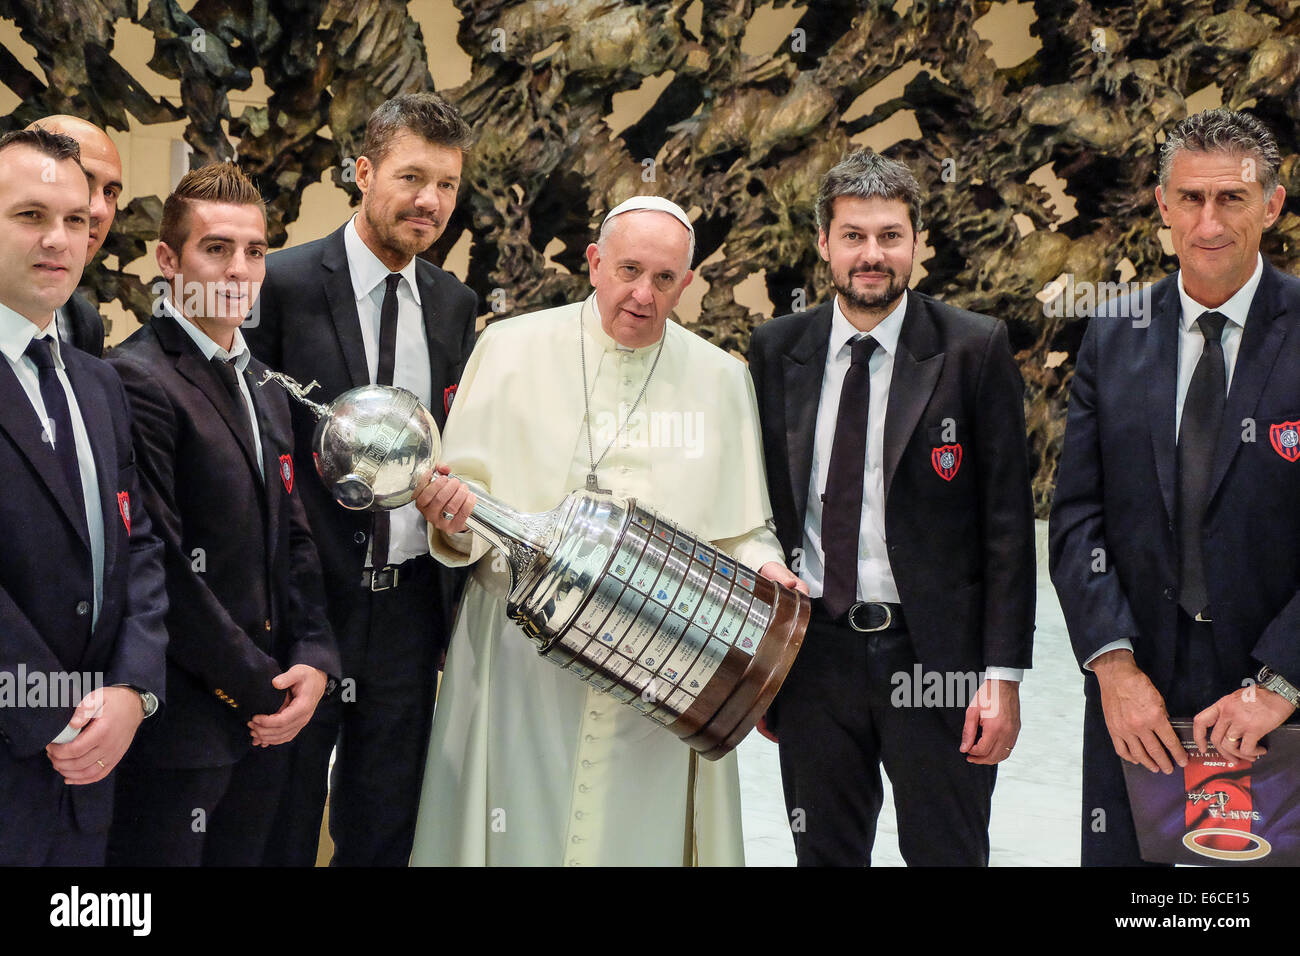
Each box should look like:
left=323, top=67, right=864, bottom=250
left=758, top=561, right=810, bottom=595
left=415, top=463, right=477, bottom=534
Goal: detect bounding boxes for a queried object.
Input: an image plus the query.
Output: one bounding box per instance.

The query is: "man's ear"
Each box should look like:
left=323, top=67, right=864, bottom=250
left=156, top=241, right=179, bottom=280
left=1263, top=184, right=1286, bottom=229
left=355, top=155, right=373, bottom=196
left=1154, top=185, right=1172, bottom=227
left=585, top=242, right=601, bottom=289
left=816, top=229, right=830, bottom=262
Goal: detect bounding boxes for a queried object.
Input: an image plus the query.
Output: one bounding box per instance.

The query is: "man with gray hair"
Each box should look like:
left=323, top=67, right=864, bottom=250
left=1051, top=108, right=1300, bottom=865
left=409, top=195, right=801, bottom=865
left=748, top=149, right=1036, bottom=865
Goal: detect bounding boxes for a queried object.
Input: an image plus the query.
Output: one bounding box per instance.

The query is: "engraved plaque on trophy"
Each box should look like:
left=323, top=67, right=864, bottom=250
left=261, top=372, right=810, bottom=759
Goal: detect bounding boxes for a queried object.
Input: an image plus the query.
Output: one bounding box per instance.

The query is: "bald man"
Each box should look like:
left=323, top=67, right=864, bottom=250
left=26, top=116, right=124, bottom=357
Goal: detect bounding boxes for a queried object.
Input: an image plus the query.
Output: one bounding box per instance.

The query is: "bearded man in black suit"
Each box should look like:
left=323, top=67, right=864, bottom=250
left=747, top=150, right=1036, bottom=866
left=245, top=92, right=478, bottom=866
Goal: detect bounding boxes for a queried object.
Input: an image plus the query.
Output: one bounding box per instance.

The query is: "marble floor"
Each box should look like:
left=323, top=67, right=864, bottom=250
left=738, top=521, right=1085, bottom=866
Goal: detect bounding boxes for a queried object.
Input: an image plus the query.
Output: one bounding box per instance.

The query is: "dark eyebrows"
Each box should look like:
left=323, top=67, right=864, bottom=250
left=196, top=233, right=267, bottom=248
left=391, top=163, right=460, bottom=183
left=836, top=220, right=908, bottom=234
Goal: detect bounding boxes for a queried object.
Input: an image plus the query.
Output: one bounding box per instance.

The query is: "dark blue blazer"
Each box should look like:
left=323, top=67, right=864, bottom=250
left=108, top=313, right=341, bottom=768
left=0, top=340, right=168, bottom=864
left=1050, top=261, right=1300, bottom=693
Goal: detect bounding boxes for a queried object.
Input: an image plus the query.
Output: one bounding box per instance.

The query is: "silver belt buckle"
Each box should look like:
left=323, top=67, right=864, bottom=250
left=1194, top=609, right=1212, bottom=623
left=847, top=602, right=891, bottom=633
left=368, top=565, right=400, bottom=592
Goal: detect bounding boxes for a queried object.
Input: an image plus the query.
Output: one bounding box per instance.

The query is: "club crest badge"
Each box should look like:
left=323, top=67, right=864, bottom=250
left=1269, top=421, right=1300, bottom=462
left=116, top=491, right=131, bottom=535
left=443, top=384, right=458, bottom=415
left=279, top=454, right=294, bottom=493
left=931, top=443, right=962, bottom=481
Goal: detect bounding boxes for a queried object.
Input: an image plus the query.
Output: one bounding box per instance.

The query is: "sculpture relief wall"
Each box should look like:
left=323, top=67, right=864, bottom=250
left=2, top=0, right=1299, bottom=514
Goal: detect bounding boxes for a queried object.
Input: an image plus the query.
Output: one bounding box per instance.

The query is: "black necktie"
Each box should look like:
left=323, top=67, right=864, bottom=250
left=25, top=336, right=86, bottom=530
left=822, top=334, right=879, bottom=619
left=1177, top=310, right=1228, bottom=618
left=210, top=356, right=257, bottom=454
left=371, top=273, right=403, bottom=569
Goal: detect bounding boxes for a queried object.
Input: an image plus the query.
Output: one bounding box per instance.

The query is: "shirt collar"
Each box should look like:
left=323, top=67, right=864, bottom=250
left=583, top=293, right=666, bottom=355
left=344, top=215, right=422, bottom=307
left=0, top=300, right=60, bottom=368
left=1176, top=253, right=1262, bottom=332
left=830, top=290, right=907, bottom=360
left=163, top=298, right=251, bottom=371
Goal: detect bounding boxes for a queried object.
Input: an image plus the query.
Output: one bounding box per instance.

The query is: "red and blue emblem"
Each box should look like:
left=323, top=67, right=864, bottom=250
left=279, top=454, right=294, bottom=493
left=1270, top=421, right=1300, bottom=462
left=931, top=443, right=962, bottom=481
left=443, top=384, right=458, bottom=415
left=116, top=490, right=131, bottom=535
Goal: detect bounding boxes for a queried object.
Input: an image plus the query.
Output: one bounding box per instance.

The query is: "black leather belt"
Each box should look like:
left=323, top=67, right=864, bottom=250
left=814, top=599, right=906, bottom=633
left=361, top=555, right=432, bottom=592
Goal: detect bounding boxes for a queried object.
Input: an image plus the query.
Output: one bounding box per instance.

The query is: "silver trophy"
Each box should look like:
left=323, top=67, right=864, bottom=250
left=261, top=372, right=810, bottom=759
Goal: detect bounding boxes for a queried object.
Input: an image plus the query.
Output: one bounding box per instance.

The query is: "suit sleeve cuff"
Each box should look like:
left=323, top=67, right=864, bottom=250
left=1084, top=639, right=1135, bottom=670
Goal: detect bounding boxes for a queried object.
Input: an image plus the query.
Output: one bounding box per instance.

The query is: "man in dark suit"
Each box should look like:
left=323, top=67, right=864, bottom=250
left=245, top=92, right=478, bottom=866
left=27, top=116, right=125, bottom=357
left=748, top=150, right=1036, bottom=865
left=1050, top=108, right=1300, bottom=866
left=105, top=163, right=340, bottom=866
left=0, top=127, right=167, bottom=865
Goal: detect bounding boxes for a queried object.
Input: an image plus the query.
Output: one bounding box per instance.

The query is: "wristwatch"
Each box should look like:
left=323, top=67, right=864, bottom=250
left=115, top=684, right=160, bottom=718
left=1256, top=666, right=1300, bottom=709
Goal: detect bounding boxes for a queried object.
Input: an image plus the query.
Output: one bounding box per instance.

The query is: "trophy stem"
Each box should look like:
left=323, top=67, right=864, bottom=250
left=456, top=479, right=552, bottom=579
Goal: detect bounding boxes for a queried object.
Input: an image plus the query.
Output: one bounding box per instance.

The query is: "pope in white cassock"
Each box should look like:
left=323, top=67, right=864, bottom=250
left=410, top=196, right=803, bottom=866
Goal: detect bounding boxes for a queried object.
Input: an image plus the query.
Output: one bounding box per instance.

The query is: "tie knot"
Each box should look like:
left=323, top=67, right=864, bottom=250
left=849, top=334, right=879, bottom=367
left=23, top=336, right=56, bottom=371
left=384, top=273, right=402, bottom=294
left=1196, top=310, right=1228, bottom=343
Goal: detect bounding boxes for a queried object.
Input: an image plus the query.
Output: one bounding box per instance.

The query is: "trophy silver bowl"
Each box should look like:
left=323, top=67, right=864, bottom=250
left=261, top=372, right=810, bottom=759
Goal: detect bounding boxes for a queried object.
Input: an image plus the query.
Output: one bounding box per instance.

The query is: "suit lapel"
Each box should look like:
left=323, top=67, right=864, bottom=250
left=1207, top=264, right=1290, bottom=504
left=416, top=265, right=445, bottom=378
left=0, top=354, right=91, bottom=546
left=883, top=295, right=944, bottom=502
left=781, top=304, right=832, bottom=534
left=156, top=315, right=267, bottom=494
left=321, top=228, right=370, bottom=390
left=1145, top=281, right=1180, bottom=523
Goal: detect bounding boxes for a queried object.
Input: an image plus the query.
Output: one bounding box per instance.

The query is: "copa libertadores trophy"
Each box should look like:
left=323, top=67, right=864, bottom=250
left=261, top=372, right=810, bottom=759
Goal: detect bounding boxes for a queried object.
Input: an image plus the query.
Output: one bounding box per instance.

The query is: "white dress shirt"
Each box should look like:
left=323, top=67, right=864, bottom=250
left=799, top=293, right=905, bottom=605
left=1087, top=254, right=1262, bottom=668
left=0, top=302, right=106, bottom=624
left=164, top=298, right=264, bottom=480
left=800, top=293, right=1022, bottom=682
left=343, top=216, right=433, bottom=567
